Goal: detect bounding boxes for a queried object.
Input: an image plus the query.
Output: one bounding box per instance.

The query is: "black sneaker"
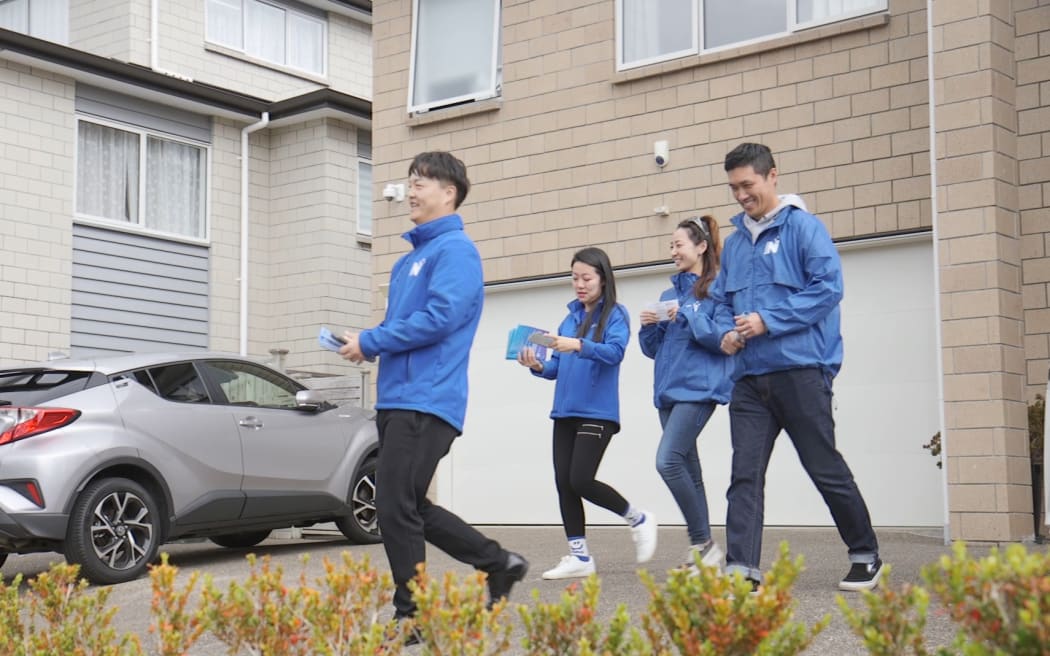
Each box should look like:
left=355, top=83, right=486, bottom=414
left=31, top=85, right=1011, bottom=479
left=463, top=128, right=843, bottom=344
left=486, top=551, right=529, bottom=608
left=839, top=558, right=883, bottom=591
left=391, top=616, right=423, bottom=647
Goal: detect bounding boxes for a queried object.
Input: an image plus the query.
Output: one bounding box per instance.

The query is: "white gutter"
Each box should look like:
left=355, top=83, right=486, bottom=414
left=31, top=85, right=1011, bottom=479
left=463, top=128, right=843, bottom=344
left=926, top=0, right=949, bottom=545
left=240, top=113, right=270, bottom=356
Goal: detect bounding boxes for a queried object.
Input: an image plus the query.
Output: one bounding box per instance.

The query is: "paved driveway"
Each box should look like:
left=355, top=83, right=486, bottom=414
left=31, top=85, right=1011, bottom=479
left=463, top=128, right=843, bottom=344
left=2, top=526, right=979, bottom=654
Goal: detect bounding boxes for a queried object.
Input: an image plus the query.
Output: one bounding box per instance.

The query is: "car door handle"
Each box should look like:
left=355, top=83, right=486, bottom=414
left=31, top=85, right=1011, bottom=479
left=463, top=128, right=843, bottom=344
left=238, top=417, right=264, bottom=429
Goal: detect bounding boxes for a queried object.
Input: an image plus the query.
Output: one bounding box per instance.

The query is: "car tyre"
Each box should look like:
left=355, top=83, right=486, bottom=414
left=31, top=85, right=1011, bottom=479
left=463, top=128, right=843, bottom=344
left=209, top=530, right=272, bottom=549
left=65, top=477, right=161, bottom=585
left=336, top=456, right=381, bottom=544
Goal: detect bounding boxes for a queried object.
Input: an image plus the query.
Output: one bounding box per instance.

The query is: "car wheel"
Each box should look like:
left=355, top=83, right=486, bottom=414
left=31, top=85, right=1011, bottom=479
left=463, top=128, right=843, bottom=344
left=64, top=477, right=161, bottom=585
left=336, top=456, right=381, bottom=544
left=209, top=530, right=272, bottom=549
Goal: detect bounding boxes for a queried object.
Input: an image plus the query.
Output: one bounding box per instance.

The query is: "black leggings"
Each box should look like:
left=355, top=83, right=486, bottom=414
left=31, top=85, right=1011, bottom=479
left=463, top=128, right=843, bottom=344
left=552, top=417, right=630, bottom=538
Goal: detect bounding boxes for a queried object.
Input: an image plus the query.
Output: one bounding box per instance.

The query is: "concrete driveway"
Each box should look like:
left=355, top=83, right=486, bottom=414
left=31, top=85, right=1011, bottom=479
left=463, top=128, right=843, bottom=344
left=1, top=525, right=986, bottom=654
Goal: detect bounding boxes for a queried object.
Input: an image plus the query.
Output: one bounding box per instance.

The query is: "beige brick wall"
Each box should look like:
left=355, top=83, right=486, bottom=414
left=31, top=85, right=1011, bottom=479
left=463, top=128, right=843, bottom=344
left=70, top=0, right=135, bottom=60
left=0, top=62, right=75, bottom=364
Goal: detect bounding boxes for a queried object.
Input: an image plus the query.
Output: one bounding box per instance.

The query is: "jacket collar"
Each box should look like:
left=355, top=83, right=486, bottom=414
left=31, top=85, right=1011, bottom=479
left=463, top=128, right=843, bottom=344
left=402, top=214, right=463, bottom=248
left=729, top=203, right=798, bottom=233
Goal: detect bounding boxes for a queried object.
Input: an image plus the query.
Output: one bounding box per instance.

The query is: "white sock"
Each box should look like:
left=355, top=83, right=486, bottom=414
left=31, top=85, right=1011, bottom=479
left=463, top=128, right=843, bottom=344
left=623, top=505, right=644, bottom=527
left=568, top=536, right=590, bottom=561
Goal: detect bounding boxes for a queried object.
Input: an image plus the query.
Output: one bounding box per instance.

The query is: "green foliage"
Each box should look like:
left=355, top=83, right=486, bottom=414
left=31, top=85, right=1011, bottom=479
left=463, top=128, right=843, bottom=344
left=638, top=541, right=828, bottom=656
left=837, top=567, right=933, bottom=656
left=1029, top=394, right=1044, bottom=465
left=408, top=564, right=513, bottom=656
left=922, top=542, right=1050, bottom=656
left=518, top=575, right=644, bottom=656
left=148, top=553, right=204, bottom=656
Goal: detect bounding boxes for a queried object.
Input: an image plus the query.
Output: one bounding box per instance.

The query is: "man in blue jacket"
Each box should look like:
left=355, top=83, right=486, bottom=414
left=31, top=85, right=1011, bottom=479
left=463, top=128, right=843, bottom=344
left=711, top=142, right=883, bottom=592
left=340, top=151, right=528, bottom=631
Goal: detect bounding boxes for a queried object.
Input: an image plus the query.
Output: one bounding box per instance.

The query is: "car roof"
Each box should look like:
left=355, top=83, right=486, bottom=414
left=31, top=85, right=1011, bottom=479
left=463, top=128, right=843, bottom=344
left=0, top=352, right=270, bottom=376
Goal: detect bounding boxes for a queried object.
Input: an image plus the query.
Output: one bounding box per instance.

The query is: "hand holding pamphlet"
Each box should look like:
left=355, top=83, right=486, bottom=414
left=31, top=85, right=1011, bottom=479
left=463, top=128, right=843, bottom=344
left=318, top=326, right=347, bottom=352
left=645, top=299, right=679, bottom=322
left=506, top=324, right=551, bottom=360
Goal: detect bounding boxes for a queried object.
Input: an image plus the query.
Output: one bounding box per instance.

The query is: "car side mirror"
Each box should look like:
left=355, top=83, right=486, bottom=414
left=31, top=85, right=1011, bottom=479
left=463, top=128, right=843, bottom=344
left=294, top=389, right=326, bottom=411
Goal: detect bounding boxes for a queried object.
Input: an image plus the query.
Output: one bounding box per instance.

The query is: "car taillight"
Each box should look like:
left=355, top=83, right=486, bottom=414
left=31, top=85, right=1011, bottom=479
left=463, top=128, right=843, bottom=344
left=0, top=408, right=81, bottom=445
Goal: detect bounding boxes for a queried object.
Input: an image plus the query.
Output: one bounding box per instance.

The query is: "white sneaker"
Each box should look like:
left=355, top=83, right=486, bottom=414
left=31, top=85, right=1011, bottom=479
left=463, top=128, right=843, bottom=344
left=685, top=541, right=724, bottom=573
left=541, top=555, right=596, bottom=580
left=630, top=511, right=658, bottom=563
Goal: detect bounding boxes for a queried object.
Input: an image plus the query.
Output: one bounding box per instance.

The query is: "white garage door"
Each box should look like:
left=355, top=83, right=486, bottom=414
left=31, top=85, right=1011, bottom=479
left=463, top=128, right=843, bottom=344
left=439, top=235, right=943, bottom=528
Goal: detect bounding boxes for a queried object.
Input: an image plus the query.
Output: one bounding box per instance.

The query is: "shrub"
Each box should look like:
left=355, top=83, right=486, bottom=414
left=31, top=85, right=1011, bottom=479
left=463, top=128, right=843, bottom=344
left=518, top=575, right=642, bottom=655
left=408, top=564, right=513, bottom=655
left=638, top=541, right=828, bottom=656
left=837, top=567, right=933, bottom=656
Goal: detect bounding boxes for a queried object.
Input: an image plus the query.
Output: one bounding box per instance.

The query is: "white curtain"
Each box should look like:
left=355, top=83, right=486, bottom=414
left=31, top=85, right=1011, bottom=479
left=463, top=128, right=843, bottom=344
left=798, top=0, right=879, bottom=23
left=245, top=0, right=284, bottom=66
left=29, top=0, right=67, bottom=43
left=287, top=12, right=323, bottom=74
left=145, top=136, right=204, bottom=239
left=412, top=0, right=498, bottom=109
left=621, top=0, right=693, bottom=66
left=206, top=0, right=243, bottom=49
left=76, top=122, right=140, bottom=224
left=0, top=0, right=28, bottom=33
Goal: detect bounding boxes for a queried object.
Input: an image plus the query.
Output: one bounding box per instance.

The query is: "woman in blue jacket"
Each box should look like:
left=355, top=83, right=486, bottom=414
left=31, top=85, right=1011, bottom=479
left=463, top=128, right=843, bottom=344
left=639, top=216, right=733, bottom=569
left=517, top=247, right=657, bottom=580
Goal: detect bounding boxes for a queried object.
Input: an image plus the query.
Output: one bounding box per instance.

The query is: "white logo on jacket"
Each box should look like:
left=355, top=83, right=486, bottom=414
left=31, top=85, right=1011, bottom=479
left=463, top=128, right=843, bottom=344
left=763, top=238, right=780, bottom=255
left=410, top=258, right=427, bottom=276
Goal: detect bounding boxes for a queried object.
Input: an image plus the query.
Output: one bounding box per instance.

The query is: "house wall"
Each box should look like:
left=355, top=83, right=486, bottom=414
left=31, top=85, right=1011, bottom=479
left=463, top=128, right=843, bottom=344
left=70, top=0, right=135, bottom=60
left=0, top=61, right=75, bottom=363
left=371, top=0, right=1050, bottom=540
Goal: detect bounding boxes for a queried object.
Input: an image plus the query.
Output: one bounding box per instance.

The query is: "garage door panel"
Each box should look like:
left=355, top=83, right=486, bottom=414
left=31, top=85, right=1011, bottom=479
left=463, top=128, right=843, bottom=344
left=452, top=237, right=943, bottom=528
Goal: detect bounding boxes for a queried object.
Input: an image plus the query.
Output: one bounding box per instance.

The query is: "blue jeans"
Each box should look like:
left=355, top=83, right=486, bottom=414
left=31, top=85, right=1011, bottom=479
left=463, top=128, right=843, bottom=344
left=725, top=368, right=878, bottom=581
left=656, top=401, right=717, bottom=545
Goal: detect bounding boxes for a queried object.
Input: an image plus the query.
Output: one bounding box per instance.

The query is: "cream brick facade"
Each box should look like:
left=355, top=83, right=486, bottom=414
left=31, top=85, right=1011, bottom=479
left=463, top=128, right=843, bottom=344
left=372, top=0, right=1050, bottom=540
left=0, top=1, right=374, bottom=375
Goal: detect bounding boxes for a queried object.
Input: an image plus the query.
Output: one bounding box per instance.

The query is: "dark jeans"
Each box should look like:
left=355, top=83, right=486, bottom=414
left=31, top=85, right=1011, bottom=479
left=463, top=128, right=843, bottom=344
left=725, top=368, right=878, bottom=581
left=552, top=418, right=630, bottom=538
left=376, top=410, right=506, bottom=617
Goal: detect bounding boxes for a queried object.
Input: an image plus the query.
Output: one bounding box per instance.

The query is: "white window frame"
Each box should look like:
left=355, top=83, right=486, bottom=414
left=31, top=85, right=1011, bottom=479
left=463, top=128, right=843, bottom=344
left=406, top=0, right=502, bottom=114
left=205, top=0, right=327, bottom=77
left=616, top=0, right=887, bottom=71
left=0, top=0, right=69, bottom=44
left=74, top=116, right=211, bottom=244
left=357, top=156, right=372, bottom=237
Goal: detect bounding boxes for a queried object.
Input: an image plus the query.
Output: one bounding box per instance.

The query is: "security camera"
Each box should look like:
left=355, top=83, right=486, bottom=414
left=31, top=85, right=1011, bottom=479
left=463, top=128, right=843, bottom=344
left=382, top=184, right=396, bottom=201
left=654, top=140, right=669, bottom=168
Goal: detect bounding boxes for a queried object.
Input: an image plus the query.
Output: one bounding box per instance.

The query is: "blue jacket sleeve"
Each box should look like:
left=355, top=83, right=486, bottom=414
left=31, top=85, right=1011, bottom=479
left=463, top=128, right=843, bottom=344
left=532, top=350, right=560, bottom=380
left=639, top=322, right=665, bottom=359
left=759, top=220, right=843, bottom=336
left=708, top=264, right=737, bottom=341
left=680, top=300, right=725, bottom=353
left=359, top=239, right=482, bottom=357
left=578, top=305, right=628, bottom=365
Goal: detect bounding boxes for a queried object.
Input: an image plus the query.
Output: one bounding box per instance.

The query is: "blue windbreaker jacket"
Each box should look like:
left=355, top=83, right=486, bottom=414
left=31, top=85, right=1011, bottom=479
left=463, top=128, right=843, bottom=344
left=358, top=214, right=482, bottom=432
left=710, top=205, right=844, bottom=381
left=533, top=299, right=629, bottom=426
left=639, top=272, right=733, bottom=408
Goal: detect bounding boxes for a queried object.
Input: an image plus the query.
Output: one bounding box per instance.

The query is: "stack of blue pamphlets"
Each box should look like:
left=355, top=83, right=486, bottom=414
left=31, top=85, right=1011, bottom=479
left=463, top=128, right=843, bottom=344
left=506, top=324, right=550, bottom=360
left=319, top=327, right=346, bottom=352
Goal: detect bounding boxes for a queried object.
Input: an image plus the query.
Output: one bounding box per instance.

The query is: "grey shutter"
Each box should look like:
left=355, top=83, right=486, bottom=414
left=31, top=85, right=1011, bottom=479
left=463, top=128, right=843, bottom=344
left=71, top=224, right=210, bottom=355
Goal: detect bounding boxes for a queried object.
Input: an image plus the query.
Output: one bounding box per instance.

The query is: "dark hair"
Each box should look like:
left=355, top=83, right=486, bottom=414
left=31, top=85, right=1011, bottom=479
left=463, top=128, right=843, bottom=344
left=408, top=151, right=471, bottom=208
left=724, top=142, right=776, bottom=177
left=676, top=215, right=721, bottom=300
left=571, top=247, right=617, bottom=343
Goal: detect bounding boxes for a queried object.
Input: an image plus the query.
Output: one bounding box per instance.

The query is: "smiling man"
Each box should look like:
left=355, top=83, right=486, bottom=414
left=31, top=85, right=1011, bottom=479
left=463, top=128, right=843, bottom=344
left=710, top=142, right=884, bottom=593
left=339, top=151, right=528, bottom=634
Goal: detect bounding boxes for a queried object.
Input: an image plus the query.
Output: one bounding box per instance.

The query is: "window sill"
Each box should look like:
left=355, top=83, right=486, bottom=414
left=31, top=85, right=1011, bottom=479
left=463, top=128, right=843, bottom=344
left=612, top=12, right=889, bottom=85
left=74, top=217, right=210, bottom=247
left=406, top=98, right=502, bottom=127
left=204, top=42, right=329, bottom=86
left=355, top=233, right=373, bottom=247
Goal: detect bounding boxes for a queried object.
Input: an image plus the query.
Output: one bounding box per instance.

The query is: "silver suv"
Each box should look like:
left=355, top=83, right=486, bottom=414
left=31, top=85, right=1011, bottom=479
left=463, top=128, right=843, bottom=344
left=0, top=352, right=379, bottom=584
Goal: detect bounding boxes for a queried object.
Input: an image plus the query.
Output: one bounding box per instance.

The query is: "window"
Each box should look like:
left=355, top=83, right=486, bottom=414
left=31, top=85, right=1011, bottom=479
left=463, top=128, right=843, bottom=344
left=357, top=159, right=372, bottom=236
left=200, top=361, right=299, bottom=410
left=0, top=0, right=68, bottom=44
left=144, top=363, right=211, bottom=404
left=617, top=0, right=885, bottom=69
left=408, top=0, right=501, bottom=113
left=206, top=0, right=326, bottom=76
left=76, top=118, right=208, bottom=240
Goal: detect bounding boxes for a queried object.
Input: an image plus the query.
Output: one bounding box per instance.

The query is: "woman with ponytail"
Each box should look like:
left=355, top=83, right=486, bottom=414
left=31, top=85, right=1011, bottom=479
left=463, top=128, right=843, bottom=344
left=517, top=247, right=657, bottom=580
left=639, top=216, right=733, bottom=570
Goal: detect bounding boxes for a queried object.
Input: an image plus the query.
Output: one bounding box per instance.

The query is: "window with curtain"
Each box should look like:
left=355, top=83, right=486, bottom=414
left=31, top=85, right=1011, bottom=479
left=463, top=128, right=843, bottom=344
left=76, top=119, right=208, bottom=240
left=205, top=0, right=326, bottom=76
left=408, top=0, right=501, bottom=113
left=0, top=0, right=69, bottom=44
left=617, top=0, right=885, bottom=69
left=357, top=159, right=372, bottom=236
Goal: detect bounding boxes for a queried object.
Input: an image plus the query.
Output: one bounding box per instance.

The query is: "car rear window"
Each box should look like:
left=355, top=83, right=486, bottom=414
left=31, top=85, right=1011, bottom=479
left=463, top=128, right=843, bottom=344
left=0, top=370, right=99, bottom=405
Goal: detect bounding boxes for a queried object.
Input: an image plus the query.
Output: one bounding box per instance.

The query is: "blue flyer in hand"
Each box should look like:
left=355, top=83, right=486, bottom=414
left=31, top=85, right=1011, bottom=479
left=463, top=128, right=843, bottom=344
left=318, top=326, right=346, bottom=352
left=506, top=324, right=550, bottom=360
